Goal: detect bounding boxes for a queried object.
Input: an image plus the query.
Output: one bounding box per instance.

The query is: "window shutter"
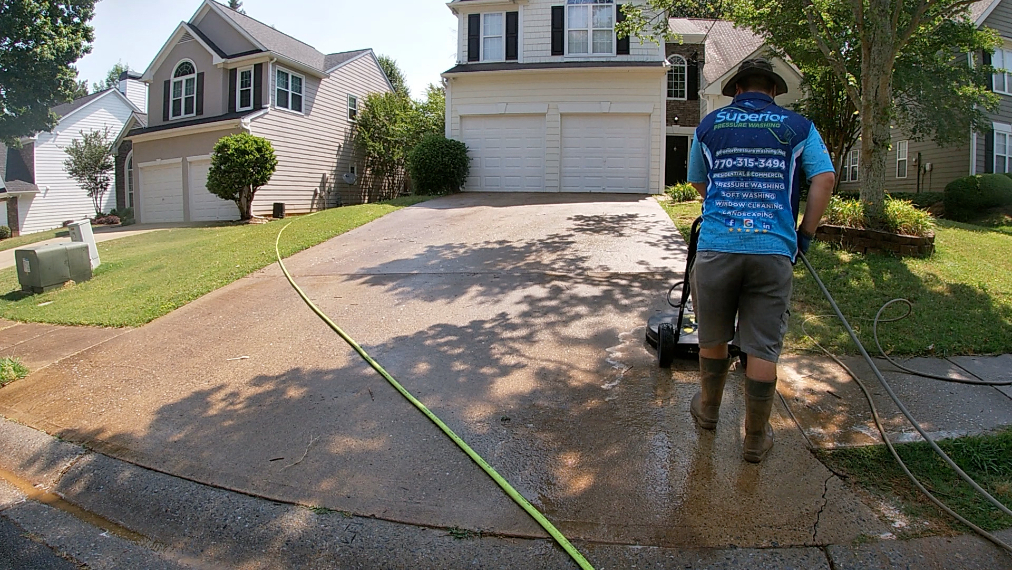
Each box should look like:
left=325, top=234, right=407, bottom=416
left=468, top=14, right=481, bottom=62
left=616, top=5, right=629, bottom=55
left=688, top=58, right=699, bottom=100
left=551, top=6, right=565, bottom=56
left=985, top=129, right=994, bottom=173
left=196, top=72, right=205, bottom=116
left=228, top=69, right=237, bottom=114
left=162, top=80, right=170, bottom=122
left=253, top=63, right=263, bottom=109
left=984, top=50, right=993, bottom=91
left=506, top=12, right=519, bottom=61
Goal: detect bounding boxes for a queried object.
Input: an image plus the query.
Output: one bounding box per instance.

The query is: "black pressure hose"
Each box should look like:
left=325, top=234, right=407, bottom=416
left=796, top=251, right=1012, bottom=555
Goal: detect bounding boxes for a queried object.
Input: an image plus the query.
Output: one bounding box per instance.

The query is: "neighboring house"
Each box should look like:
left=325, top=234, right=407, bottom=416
left=838, top=0, right=1011, bottom=194
left=440, top=2, right=803, bottom=194
left=1, top=74, right=147, bottom=236
left=126, top=0, right=391, bottom=223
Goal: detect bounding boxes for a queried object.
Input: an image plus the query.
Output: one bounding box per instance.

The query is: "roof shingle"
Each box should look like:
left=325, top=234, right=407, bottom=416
left=212, top=2, right=326, bottom=71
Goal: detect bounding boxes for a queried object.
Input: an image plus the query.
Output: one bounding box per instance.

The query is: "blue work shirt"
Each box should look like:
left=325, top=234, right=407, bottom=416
left=687, top=92, right=834, bottom=261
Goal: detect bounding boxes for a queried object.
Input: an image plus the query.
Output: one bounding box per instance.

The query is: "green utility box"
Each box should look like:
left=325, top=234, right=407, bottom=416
left=15, top=242, right=93, bottom=294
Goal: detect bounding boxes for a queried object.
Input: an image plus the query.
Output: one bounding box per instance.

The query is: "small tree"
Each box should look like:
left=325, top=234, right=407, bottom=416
left=377, top=55, right=410, bottom=98
left=206, top=133, right=277, bottom=220
left=407, top=135, right=469, bottom=195
left=92, top=61, right=129, bottom=93
left=227, top=0, right=245, bottom=13
left=63, top=128, right=114, bottom=215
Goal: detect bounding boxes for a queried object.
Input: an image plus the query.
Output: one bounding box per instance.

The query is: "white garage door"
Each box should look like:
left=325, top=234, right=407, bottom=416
left=139, top=163, right=184, bottom=223
left=188, top=159, right=239, bottom=222
left=461, top=115, right=546, bottom=192
left=561, top=114, right=651, bottom=193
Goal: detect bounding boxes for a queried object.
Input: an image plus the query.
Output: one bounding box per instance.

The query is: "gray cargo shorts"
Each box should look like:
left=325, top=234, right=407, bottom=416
left=689, top=251, right=793, bottom=363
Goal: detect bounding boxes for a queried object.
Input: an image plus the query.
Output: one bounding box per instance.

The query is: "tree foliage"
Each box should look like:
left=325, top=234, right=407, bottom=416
left=0, top=0, right=96, bottom=145
left=407, top=135, right=469, bottom=196
left=227, top=0, right=244, bottom=14
left=63, top=127, right=114, bottom=215
left=206, top=133, right=278, bottom=220
left=93, top=61, right=130, bottom=93
left=377, top=55, right=410, bottom=97
left=790, top=66, right=860, bottom=191
left=70, top=78, right=89, bottom=99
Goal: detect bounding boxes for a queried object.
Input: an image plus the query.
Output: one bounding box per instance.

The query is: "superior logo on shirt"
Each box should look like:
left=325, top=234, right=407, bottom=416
left=714, top=110, right=787, bottom=125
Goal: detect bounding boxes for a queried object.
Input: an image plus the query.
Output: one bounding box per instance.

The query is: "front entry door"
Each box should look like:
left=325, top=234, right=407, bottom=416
left=665, top=135, right=689, bottom=186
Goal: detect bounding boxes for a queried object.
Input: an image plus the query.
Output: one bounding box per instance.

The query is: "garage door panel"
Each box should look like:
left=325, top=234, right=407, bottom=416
left=461, top=115, right=546, bottom=192
left=140, top=164, right=184, bottom=223
left=189, top=159, right=240, bottom=222
left=561, top=114, right=651, bottom=194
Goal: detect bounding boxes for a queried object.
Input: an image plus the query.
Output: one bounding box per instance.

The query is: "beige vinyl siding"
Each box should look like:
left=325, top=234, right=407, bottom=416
left=837, top=134, right=970, bottom=194
left=148, top=38, right=225, bottom=128
left=26, top=93, right=134, bottom=234
left=192, top=8, right=258, bottom=56
left=447, top=67, right=667, bottom=193
left=248, top=54, right=390, bottom=214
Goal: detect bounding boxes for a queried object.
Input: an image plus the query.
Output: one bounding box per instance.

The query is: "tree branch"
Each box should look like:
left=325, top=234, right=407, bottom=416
left=805, top=2, right=862, bottom=107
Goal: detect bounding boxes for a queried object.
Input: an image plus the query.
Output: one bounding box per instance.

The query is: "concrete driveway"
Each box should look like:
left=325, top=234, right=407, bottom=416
left=0, top=193, right=884, bottom=548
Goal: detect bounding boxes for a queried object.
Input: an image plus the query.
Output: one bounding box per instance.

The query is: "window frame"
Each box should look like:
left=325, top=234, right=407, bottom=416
left=565, top=0, right=616, bottom=57
left=667, top=54, right=687, bottom=100
left=126, top=151, right=134, bottom=209
left=895, top=140, right=908, bottom=179
left=841, top=149, right=859, bottom=182
left=348, top=94, right=358, bottom=122
left=995, top=122, right=1011, bottom=173
left=275, top=66, right=305, bottom=114
left=236, top=65, right=254, bottom=112
left=993, top=49, right=1012, bottom=95
left=170, top=59, right=197, bottom=120
left=481, top=11, right=507, bottom=63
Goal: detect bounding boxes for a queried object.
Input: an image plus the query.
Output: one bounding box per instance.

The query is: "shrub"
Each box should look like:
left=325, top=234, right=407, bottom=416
left=822, top=196, right=935, bottom=237
left=93, top=215, right=120, bottom=225
left=665, top=182, right=698, bottom=202
left=823, top=195, right=866, bottom=228
left=0, top=357, right=29, bottom=386
left=944, top=174, right=1012, bottom=222
left=0, top=226, right=10, bottom=240
left=207, top=133, right=278, bottom=220
left=406, top=135, right=470, bottom=196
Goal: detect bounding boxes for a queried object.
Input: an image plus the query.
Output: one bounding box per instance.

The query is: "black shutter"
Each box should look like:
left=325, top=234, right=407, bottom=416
left=985, top=129, right=994, bottom=173
left=162, top=80, right=170, bottom=122
left=196, top=72, right=204, bottom=116
left=506, top=12, right=519, bottom=61
left=616, top=5, right=629, bottom=55
left=984, top=50, right=994, bottom=91
left=551, top=6, right=565, bottom=56
left=253, top=63, right=263, bottom=109
left=228, top=68, right=237, bottom=114
left=468, top=14, right=480, bottom=62
left=688, top=58, right=699, bottom=100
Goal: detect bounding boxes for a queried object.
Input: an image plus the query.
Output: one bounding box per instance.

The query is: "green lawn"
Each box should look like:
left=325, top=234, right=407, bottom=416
left=0, top=197, right=429, bottom=327
left=658, top=198, right=1012, bottom=356
left=0, top=228, right=67, bottom=252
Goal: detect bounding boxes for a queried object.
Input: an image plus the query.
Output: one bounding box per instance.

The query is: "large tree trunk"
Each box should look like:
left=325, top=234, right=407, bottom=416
left=859, top=7, right=897, bottom=222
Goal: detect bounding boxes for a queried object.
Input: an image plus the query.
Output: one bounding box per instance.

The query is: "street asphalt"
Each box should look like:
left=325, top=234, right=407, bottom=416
left=0, top=193, right=1009, bottom=569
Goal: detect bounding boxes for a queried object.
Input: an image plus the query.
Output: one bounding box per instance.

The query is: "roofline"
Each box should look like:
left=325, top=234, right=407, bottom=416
left=272, top=54, right=328, bottom=78
left=140, top=22, right=225, bottom=82
left=975, top=0, right=1002, bottom=26
left=196, top=1, right=268, bottom=52
left=704, top=45, right=803, bottom=91
left=126, top=116, right=245, bottom=144
left=54, top=88, right=141, bottom=125
left=325, top=50, right=395, bottom=92
left=324, top=49, right=372, bottom=74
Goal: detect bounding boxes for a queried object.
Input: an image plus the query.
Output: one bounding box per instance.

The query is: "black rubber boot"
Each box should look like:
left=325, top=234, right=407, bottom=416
left=743, top=378, right=777, bottom=463
left=690, top=356, right=731, bottom=430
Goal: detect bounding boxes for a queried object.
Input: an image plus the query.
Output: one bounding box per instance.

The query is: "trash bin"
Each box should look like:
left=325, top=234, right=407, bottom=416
left=273, top=202, right=286, bottom=219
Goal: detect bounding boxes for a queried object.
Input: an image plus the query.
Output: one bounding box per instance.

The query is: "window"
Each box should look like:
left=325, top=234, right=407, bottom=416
left=276, top=68, right=304, bottom=113
left=995, top=124, right=1011, bottom=173
left=895, top=140, right=908, bottom=178
left=841, top=149, right=859, bottom=182
left=567, top=0, right=614, bottom=55
left=126, top=151, right=134, bottom=209
left=237, top=66, right=253, bottom=111
left=482, top=13, right=505, bottom=61
left=667, top=55, right=687, bottom=99
left=993, top=49, right=1012, bottom=95
left=170, top=60, right=197, bottom=119
left=348, top=94, right=358, bottom=121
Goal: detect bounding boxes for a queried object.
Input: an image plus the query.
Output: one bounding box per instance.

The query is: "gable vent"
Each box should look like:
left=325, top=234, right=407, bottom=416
left=178, top=32, right=195, bottom=44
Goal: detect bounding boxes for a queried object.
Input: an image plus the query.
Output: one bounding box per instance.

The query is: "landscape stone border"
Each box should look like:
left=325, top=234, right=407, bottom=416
left=815, top=224, right=935, bottom=257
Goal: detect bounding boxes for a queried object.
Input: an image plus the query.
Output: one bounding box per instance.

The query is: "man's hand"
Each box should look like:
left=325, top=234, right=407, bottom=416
left=797, top=228, right=814, bottom=255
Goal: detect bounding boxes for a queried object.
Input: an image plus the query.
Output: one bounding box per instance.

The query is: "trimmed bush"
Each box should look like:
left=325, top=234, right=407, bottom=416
left=0, top=226, right=10, bottom=240
left=666, top=182, right=698, bottom=202
left=944, top=174, right=1012, bottom=222
left=207, top=133, right=277, bottom=220
left=406, top=135, right=470, bottom=196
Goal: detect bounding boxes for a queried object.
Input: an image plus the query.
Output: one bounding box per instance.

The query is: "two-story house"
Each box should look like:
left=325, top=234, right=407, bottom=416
left=127, top=0, right=391, bottom=223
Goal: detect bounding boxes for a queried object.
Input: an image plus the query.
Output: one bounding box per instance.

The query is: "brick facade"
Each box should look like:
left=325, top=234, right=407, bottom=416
left=665, top=43, right=704, bottom=127
left=114, top=140, right=132, bottom=213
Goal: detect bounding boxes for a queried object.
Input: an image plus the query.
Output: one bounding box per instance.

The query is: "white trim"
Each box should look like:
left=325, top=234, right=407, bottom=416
left=348, top=93, right=359, bottom=121
left=992, top=48, right=1012, bottom=95
left=52, top=89, right=121, bottom=124
left=895, top=140, right=908, bottom=179
left=186, top=154, right=213, bottom=162
left=323, top=50, right=372, bottom=74
left=137, top=157, right=184, bottom=168
left=479, top=11, right=507, bottom=63
left=565, top=0, right=617, bottom=57
left=125, top=150, right=135, bottom=209
left=140, top=23, right=223, bottom=82
left=504, top=103, right=549, bottom=114
left=666, top=125, right=695, bottom=135
left=993, top=121, right=1012, bottom=133
left=666, top=54, right=688, bottom=100
left=975, top=0, right=1002, bottom=26
left=169, top=59, right=199, bottom=120
left=447, top=0, right=530, bottom=15
left=236, top=65, right=254, bottom=111
left=274, top=66, right=305, bottom=114
left=197, top=0, right=267, bottom=52
left=127, top=119, right=243, bottom=144
left=970, top=129, right=978, bottom=174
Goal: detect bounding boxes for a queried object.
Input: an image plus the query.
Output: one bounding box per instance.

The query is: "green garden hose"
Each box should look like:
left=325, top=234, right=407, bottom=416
left=275, top=222, right=595, bottom=570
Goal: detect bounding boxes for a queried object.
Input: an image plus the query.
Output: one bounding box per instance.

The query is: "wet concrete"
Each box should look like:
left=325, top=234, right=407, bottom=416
left=0, top=193, right=887, bottom=549
left=779, top=355, right=1012, bottom=447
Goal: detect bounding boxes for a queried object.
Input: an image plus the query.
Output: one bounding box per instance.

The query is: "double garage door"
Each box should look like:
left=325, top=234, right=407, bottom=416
left=139, top=158, right=239, bottom=223
left=461, top=114, right=650, bottom=193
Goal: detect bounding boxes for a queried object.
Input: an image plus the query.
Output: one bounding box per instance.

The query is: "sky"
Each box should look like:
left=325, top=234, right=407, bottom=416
left=74, top=0, right=459, bottom=98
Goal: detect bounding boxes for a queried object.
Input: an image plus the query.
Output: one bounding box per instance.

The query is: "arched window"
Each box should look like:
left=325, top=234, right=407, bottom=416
left=125, top=151, right=134, bottom=209
left=171, top=60, right=197, bottom=119
left=667, top=55, right=687, bottom=100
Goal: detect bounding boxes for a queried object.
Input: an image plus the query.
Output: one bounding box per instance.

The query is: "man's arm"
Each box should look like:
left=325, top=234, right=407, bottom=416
left=800, top=172, right=834, bottom=236
left=691, top=182, right=707, bottom=199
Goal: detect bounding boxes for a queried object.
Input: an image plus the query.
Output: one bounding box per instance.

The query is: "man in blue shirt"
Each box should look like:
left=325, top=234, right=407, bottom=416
left=685, top=58, right=835, bottom=463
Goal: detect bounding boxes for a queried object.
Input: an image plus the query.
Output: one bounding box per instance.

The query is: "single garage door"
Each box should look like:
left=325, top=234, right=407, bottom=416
left=461, top=115, right=546, bottom=192
left=188, top=159, right=240, bottom=222
left=561, top=114, right=651, bottom=193
left=139, top=163, right=184, bottom=223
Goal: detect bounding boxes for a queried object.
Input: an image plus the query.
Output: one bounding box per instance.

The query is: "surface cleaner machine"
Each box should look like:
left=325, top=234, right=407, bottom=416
left=646, top=216, right=743, bottom=368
